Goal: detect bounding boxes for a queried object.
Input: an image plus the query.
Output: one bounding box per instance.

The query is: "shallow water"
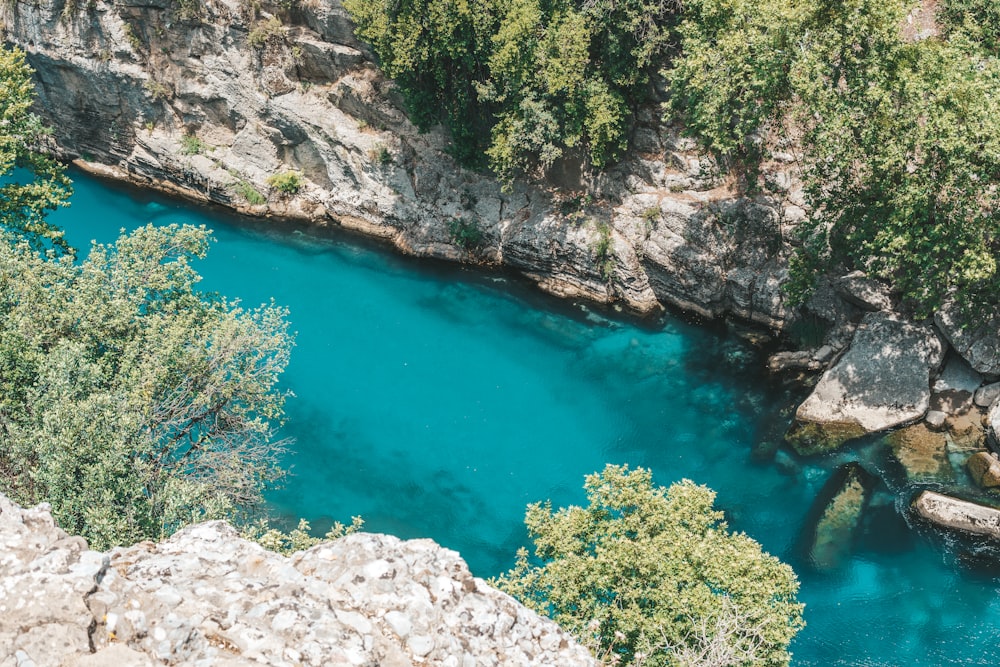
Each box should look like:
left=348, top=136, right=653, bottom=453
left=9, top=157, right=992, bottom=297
left=54, top=171, right=1000, bottom=665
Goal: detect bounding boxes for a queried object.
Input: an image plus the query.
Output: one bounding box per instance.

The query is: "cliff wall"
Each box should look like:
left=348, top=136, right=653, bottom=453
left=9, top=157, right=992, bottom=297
left=0, top=0, right=796, bottom=328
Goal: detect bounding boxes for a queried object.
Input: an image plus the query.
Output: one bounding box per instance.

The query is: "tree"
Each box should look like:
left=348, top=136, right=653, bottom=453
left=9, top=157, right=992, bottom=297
left=495, top=465, right=804, bottom=667
left=0, top=224, right=293, bottom=550
left=787, top=0, right=1000, bottom=317
left=0, top=46, right=72, bottom=251
left=344, top=0, right=679, bottom=184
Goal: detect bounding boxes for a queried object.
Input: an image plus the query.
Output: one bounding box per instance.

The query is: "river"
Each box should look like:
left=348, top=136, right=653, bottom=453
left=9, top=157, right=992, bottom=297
left=52, top=170, right=1000, bottom=666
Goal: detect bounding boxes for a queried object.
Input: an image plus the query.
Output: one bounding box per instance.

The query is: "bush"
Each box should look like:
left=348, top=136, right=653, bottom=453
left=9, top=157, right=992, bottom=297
left=495, top=465, right=804, bottom=667
left=267, top=171, right=302, bottom=194
left=0, top=225, right=293, bottom=549
left=235, top=180, right=266, bottom=205
left=180, top=133, right=208, bottom=155
left=447, top=217, right=485, bottom=250
left=248, top=16, right=284, bottom=48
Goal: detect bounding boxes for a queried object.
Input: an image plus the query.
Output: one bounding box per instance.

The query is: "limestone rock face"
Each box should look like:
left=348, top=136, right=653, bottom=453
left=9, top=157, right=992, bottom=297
left=787, top=312, right=945, bottom=454
left=0, top=495, right=595, bottom=666
left=1, top=0, right=795, bottom=326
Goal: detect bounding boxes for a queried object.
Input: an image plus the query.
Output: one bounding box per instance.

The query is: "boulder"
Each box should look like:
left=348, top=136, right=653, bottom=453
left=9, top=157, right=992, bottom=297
left=935, top=303, right=1000, bottom=378
left=912, top=490, right=1000, bottom=540
left=967, top=451, right=1000, bottom=490
left=925, top=410, right=947, bottom=431
left=930, top=354, right=982, bottom=415
left=989, top=400, right=1000, bottom=450
left=787, top=312, right=945, bottom=454
left=976, top=382, right=1000, bottom=409
left=801, top=463, right=877, bottom=570
left=834, top=271, right=894, bottom=311
left=887, top=423, right=950, bottom=483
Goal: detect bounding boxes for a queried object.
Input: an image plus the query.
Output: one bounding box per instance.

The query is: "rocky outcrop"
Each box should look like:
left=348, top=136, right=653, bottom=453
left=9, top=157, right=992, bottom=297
left=1, top=0, right=796, bottom=327
left=967, top=451, right=1000, bottom=490
left=935, top=304, right=1000, bottom=378
left=786, top=312, right=945, bottom=454
left=0, top=494, right=595, bottom=666
left=912, top=490, right=1000, bottom=540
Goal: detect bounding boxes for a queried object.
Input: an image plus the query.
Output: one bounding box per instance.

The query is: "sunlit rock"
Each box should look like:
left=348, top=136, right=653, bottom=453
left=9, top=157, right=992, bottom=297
left=787, top=312, right=945, bottom=455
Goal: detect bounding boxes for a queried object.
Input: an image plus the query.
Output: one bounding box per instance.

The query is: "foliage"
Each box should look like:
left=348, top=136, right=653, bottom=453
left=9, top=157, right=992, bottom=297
left=0, top=46, right=72, bottom=252
left=494, top=465, right=804, bottom=667
left=0, top=224, right=294, bottom=550
left=787, top=0, right=1000, bottom=317
left=267, top=170, right=302, bottom=194
left=591, top=220, right=614, bottom=281
left=344, top=0, right=680, bottom=184
left=235, top=180, right=266, bottom=205
left=248, top=16, right=284, bottom=48
left=664, top=0, right=805, bottom=163
left=447, top=216, right=484, bottom=249
left=242, top=515, right=364, bottom=555
left=939, top=0, right=1000, bottom=54
left=180, top=133, right=208, bottom=155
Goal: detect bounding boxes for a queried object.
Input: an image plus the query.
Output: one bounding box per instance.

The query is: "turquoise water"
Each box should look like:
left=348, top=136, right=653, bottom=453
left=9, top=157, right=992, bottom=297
left=54, top=171, right=1000, bottom=665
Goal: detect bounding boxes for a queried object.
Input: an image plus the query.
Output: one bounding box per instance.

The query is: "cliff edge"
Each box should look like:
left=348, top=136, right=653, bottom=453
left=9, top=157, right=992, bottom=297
left=0, top=493, right=595, bottom=666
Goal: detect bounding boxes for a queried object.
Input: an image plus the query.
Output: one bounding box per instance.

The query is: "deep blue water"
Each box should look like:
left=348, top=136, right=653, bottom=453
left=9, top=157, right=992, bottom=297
left=53, top=171, right=1000, bottom=665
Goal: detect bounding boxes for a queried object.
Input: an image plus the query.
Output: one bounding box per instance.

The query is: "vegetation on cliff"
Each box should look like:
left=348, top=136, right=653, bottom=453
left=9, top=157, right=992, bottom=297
left=496, top=465, right=804, bottom=667
left=346, top=0, right=1000, bottom=321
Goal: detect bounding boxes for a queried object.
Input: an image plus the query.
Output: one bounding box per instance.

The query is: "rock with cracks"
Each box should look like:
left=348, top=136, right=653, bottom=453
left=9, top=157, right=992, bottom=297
left=0, top=494, right=596, bottom=666
left=787, top=312, right=945, bottom=454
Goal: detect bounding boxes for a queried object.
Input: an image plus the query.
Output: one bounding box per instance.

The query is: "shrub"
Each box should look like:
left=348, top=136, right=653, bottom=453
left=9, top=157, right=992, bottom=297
left=267, top=171, right=302, bottom=194
left=494, top=465, right=804, bottom=667
left=447, top=217, right=484, bottom=250
left=235, top=180, right=266, bottom=205
left=248, top=16, right=284, bottom=48
left=180, top=133, right=208, bottom=155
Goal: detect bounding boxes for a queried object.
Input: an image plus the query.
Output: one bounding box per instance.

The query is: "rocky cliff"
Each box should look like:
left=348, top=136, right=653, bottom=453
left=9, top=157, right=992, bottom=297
left=0, top=0, right=796, bottom=328
left=0, top=493, right=595, bottom=666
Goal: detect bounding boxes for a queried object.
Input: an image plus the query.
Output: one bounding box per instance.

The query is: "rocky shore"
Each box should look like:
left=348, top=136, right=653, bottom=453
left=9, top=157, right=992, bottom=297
left=0, top=493, right=595, bottom=666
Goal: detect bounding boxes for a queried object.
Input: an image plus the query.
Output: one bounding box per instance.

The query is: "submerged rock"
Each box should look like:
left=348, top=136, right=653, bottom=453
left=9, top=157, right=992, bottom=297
left=801, top=463, right=877, bottom=571
left=913, top=491, right=1000, bottom=540
left=0, top=494, right=595, bottom=666
left=887, top=423, right=951, bottom=483
left=787, top=312, right=945, bottom=455
left=967, top=452, right=1000, bottom=490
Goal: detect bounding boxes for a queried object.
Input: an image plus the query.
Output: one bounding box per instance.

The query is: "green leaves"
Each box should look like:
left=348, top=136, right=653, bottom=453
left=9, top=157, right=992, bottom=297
left=0, top=46, right=72, bottom=252
left=0, top=225, right=293, bottom=550
left=345, top=0, right=678, bottom=184
left=495, top=465, right=804, bottom=667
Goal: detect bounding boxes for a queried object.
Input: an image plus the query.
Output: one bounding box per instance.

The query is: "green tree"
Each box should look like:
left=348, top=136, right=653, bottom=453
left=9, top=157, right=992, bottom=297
left=665, top=0, right=805, bottom=164
left=495, top=465, right=804, bottom=667
left=0, top=46, right=73, bottom=251
left=345, top=0, right=679, bottom=184
left=0, top=224, right=293, bottom=549
left=787, top=0, right=1000, bottom=317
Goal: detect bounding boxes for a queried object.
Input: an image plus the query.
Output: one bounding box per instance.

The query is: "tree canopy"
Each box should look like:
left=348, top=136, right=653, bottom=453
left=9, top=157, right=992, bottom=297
left=495, top=465, right=804, bottom=667
left=0, top=224, right=293, bottom=549
left=0, top=47, right=72, bottom=252
left=0, top=45, right=294, bottom=550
